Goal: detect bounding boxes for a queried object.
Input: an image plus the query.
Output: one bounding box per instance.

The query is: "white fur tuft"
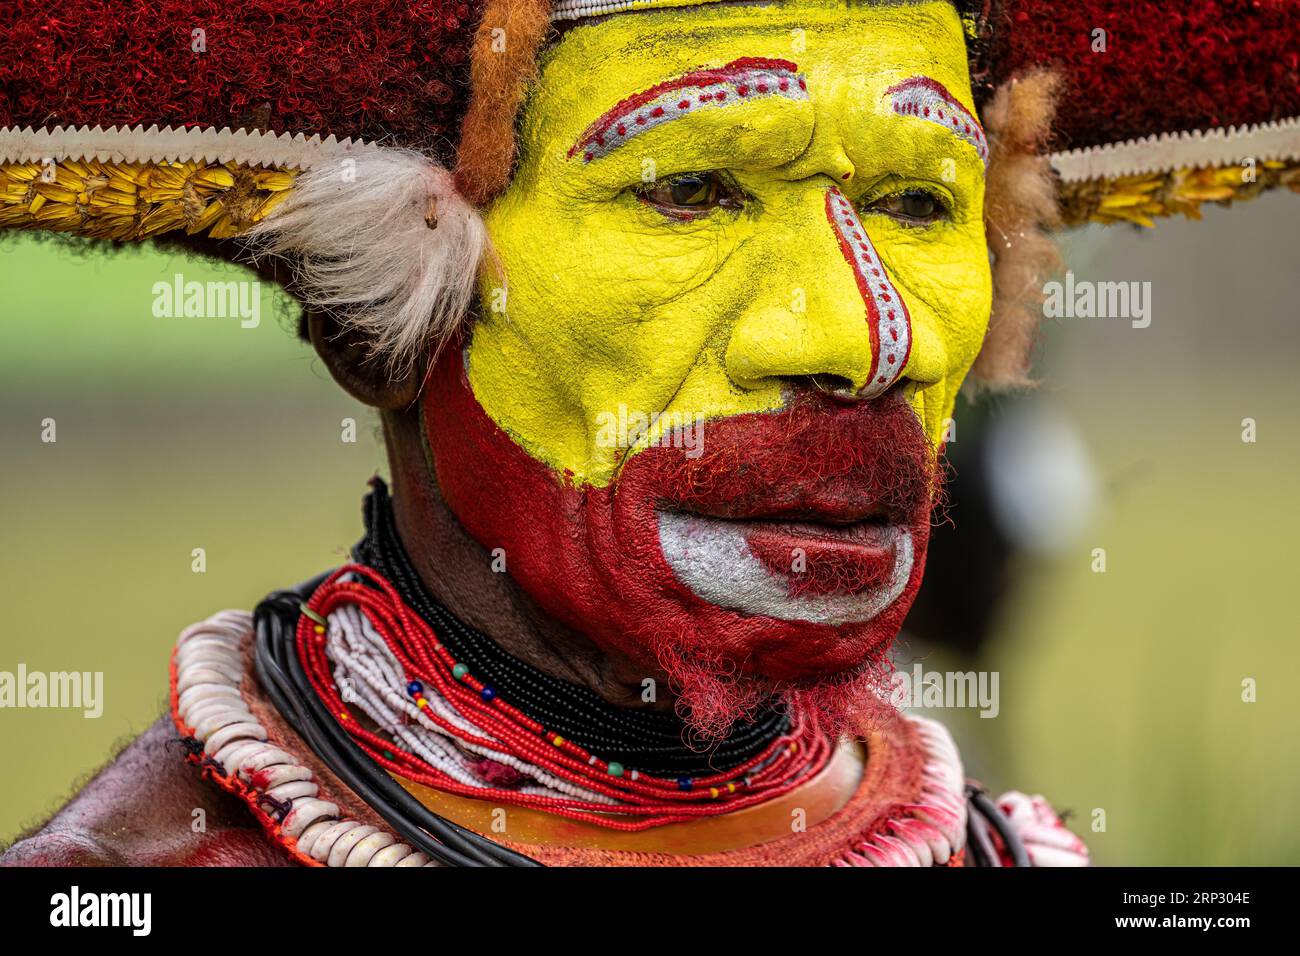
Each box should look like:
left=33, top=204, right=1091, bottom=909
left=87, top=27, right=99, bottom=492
left=245, top=149, right=488, bottom=378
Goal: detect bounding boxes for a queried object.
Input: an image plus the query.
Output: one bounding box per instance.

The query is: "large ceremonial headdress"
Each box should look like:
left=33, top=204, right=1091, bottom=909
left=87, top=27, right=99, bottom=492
left=2, top=0, right=1297, bottom=381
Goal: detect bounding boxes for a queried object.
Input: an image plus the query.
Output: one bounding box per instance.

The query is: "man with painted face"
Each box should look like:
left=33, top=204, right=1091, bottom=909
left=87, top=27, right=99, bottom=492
left=3, top=0, right=1295, bottom=866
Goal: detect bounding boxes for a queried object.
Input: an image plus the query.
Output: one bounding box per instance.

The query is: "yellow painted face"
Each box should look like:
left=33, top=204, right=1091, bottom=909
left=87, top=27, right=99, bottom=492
left=470, top=0, right=990, bottom=486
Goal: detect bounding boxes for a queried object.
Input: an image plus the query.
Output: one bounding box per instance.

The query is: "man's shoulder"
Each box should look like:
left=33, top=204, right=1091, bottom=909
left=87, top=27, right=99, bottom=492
left=1, top=715, right=292, bottom=867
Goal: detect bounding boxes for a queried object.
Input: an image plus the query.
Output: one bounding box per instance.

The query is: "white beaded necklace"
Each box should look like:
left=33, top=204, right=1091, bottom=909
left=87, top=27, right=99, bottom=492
left=325, top=600, right=624, bottom=806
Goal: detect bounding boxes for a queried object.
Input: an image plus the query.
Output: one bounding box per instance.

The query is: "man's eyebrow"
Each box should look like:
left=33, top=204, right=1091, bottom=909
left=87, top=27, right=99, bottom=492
left=568, top=57, right=808, bottom=164
left=885, top=76, right=988, bottom=167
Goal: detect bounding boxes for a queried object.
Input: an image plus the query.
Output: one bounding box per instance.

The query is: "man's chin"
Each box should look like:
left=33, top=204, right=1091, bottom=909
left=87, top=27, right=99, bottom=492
left=655, top=633, right=900, bottom=742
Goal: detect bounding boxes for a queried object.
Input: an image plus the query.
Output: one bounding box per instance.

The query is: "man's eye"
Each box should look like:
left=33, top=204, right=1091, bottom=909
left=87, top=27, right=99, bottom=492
left=638, top=173, right=742, bottom=216
left=866, top=189, right=949, bottom=225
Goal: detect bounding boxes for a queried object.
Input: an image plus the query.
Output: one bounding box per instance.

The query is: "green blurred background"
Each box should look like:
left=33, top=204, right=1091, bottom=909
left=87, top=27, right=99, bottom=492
left=2, top=192, right=1298, bottom=864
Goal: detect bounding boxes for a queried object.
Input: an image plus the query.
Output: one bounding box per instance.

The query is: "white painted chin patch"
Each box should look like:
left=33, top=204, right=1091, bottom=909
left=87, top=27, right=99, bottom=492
left=656, top=512, right=914, bottom=626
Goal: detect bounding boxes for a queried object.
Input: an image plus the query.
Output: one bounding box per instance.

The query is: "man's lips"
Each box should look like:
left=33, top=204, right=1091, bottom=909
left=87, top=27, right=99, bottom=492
left=660, top=491, right=910, bottom=527
left=650, top=442, right=927, bottom=606
left=655, top=509, right=916, bottom=624
left=672, top=512, right=903, bottom=598
left=711, top=515, right=894, bottom=544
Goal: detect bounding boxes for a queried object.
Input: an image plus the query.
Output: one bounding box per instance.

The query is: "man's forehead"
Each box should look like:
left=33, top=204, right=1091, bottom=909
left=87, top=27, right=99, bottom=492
left=538, top=0, right=975, bottom=152
left=552, top=0, right=965, bottom=31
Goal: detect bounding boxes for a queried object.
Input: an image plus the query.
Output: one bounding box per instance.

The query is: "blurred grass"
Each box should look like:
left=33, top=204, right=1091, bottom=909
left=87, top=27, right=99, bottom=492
left=950, top=197, right=1300, bottom=866
left=987, top=397, right=1300, bottom=866
left=2, top=197, right=1299, bottom=863
left=0, top=236, right=383, bottom=841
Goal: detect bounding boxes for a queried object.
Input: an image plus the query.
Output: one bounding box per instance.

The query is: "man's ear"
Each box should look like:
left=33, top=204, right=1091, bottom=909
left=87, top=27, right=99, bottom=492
left=307, top=310, right=423, bottom=410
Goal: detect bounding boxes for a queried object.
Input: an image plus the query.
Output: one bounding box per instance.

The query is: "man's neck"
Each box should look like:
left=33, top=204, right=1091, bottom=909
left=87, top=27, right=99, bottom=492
left=381, top=407, right=672, bottom=712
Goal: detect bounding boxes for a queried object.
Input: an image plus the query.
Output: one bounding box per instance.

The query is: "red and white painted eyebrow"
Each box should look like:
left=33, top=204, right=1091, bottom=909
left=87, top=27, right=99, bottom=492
left=886, top=76, right=989, bottom=167
left=568, top=57, right=808, bottom=163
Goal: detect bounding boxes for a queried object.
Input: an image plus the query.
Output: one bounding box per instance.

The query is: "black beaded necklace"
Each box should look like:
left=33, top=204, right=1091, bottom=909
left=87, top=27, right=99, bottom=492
left=352, top=479, right=790, bottom=777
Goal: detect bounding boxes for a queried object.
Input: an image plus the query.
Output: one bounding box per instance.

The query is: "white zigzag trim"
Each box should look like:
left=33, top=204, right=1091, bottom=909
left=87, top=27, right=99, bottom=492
left=0, top=124, right=379, bottom=170
left=551, top=0, right=724, bottom=20
left=174, top=610, right=434, bottom=867
left=1049, top=116, right=1300, bottom=183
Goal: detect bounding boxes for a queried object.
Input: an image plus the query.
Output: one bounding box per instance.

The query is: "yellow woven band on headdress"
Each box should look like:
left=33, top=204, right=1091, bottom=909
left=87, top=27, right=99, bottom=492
left=0, top=158, right=294, bottom=241
left=1058, top=160, right=1300, bottom=228
left=0, top=125, right=383, bottom=241
left=1051, top=118, right=1300, bottom=227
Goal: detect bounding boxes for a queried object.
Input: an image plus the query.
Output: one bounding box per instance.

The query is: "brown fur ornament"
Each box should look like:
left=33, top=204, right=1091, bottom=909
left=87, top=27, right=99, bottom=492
left=971, top=68, right=1063, bottom=389
left=454, top=0, right=554, bottom=206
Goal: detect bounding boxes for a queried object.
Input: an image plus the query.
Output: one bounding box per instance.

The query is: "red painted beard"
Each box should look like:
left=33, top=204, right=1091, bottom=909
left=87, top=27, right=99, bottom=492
left=424, top=349, right=942, bottom=739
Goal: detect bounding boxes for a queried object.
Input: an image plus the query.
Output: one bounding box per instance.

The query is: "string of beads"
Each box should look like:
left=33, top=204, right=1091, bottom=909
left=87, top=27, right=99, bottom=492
left=296, top=565, right=833, bottom=830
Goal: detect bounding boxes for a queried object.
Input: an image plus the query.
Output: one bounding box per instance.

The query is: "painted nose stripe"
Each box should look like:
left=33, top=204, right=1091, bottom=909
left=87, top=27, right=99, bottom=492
left=824, top=187, right=912, bottom=398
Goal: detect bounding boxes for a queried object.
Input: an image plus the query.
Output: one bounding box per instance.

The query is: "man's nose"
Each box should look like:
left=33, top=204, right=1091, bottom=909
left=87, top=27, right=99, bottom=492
left=724, top=185, right=912, bottom=400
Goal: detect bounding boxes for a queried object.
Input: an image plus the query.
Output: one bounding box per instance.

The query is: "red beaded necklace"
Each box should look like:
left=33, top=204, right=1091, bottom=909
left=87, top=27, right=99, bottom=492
left=296, top=565, right=833, bottom=829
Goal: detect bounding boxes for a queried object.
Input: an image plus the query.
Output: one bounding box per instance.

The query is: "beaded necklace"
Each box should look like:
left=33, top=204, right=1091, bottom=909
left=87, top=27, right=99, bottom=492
left=296, top=563, right=833, bottom=829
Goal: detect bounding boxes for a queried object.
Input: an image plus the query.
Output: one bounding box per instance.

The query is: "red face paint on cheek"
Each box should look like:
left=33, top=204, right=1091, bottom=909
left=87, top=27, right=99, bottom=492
left=423, top=348, right=939, bottom=690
